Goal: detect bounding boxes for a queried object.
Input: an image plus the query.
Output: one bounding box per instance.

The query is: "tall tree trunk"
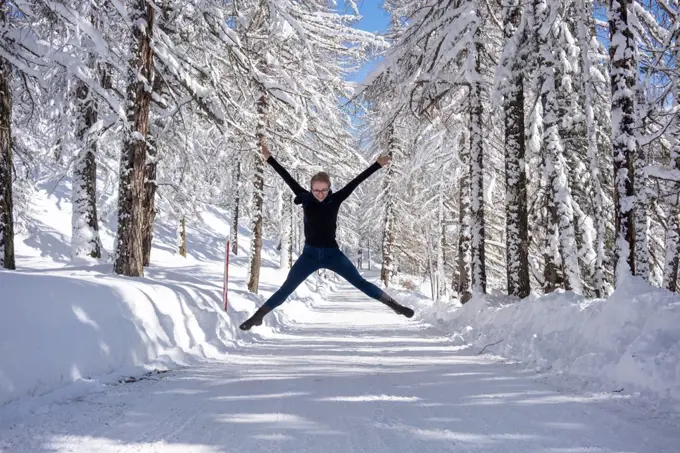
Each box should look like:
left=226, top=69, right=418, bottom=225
left=230, top=155, right=241, bottom=255
left=664, top=117, right=680, bottom=292
left=247, top=95, right=267, bottom=294
left=380, top=128, right=398, bottom=287
left=114, top=0, right=154, bottom=277
left=380, top=164, right=396, bottom=287
left=142, top=71, right=164, bottom=267
left=457, top=131, right=472, bottom=303
left=609, top=0, right=637, bottom=285
left=634, top=76, right=649, bottom=281
left=0, top=23, right=14, bottom=270
left=436, top=193, right=447, bottom=299
left=577, top=0, right=606, bottom=297
left=280, top=189, right=292, bottom=269
left=502, top=0, right=529, bottom=298
left=468, top=9, right=487, bottom=296
left=71, top=69, right=103, bottom=259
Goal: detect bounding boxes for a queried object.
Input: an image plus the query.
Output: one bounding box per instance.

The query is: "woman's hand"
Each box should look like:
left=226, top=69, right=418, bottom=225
left=376, top=154, right=391, bottom=167
left=261, top=142, right=272, bottom=160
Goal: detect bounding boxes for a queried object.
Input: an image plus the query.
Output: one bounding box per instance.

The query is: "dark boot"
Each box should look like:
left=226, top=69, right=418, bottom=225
left=379, top=293, right=415, bottom=318
left=239, top=305, right=273, bottom=331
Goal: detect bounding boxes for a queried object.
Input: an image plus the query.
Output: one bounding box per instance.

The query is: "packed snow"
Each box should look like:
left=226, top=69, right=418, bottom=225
left=1, top=177, right=680, bottom=452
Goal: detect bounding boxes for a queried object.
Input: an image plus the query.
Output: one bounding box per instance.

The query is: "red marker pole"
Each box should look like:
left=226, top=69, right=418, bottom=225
left=223, top=240, right=230, bottom=311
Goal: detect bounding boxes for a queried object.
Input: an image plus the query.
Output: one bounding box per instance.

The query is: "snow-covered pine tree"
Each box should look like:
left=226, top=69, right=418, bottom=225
left=71, top=4, right=107, bottom=259
left=533, top=0, right=582, bottom=293
left=366, top=0, right=493, bottom=297
left=576, top=0, right=608, bottom=297
left=498, top=0, right=530, bottom=298
left=609, top=0, right=638, bottom=285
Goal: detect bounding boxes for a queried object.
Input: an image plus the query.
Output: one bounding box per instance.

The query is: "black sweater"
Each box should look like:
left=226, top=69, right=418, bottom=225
left=267, top=156, right=382, bottom=248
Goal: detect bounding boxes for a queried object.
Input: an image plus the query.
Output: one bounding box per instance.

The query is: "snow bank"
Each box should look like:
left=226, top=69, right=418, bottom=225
left=0, top=178, right=328, bottom=409
left=406, top=277, right=680, bottom=403
left=0, top=265, right=236, bottom=407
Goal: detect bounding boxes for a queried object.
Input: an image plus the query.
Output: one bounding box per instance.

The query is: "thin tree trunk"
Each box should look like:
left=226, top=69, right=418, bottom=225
left=280, top=189, right=292, bottom=269
left=247, top=95, right=267, bottom=294
left=436, top=193, right=447, bottom=299
left=457, top=131, right=472, bottom=303
left=503, top=0, right=529, bottom=298
left=577, top=0, right=606, bottom=297
left=142, top=131, right=157, bottom=266
left=609, top=0, right=637, bottom=285
left=142, top=74, right=163, bottom=267
left=178, top=215, right=186, bottom=257
left=368, top=237, right=372, bottom=271
left=664, top=211, right=680, bottom=292
left=380, top=128, right=398, bottom=287
left=287, top=189, right=293, bottom=268
left=0, top=22, right=14, bottom=270
left=469, top=47, right=487, bottom=296
left=634, top=77, right=649, bottom=281
left=114, top=0, right=154, bottom=276
left=664, top=120, right=680, bottom=292
left=380, top=166, right=395, bottom=287
left=543, top=192, right=561, bottom=293
left=72, top=73, right=102, bottom=259
left=230, top=155, right=241, bottom=255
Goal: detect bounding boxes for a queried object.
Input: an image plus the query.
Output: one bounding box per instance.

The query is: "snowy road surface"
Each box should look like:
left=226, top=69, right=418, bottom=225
left=2, top=281, right=679, bottom=453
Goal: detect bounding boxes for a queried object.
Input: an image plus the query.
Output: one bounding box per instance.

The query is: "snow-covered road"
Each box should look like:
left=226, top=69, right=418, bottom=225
left=1, top=281, right=679, bottom=453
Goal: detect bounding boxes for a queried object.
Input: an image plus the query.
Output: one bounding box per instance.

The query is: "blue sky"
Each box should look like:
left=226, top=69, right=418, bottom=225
left=336, top=1, right=390, bottom=83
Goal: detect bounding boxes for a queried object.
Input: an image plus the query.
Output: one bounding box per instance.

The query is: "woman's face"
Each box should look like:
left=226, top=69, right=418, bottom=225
left=312, top=181, right=330, bottom=201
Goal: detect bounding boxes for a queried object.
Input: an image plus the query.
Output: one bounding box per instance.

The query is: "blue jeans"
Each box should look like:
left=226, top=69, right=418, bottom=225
left=263, top=245, right=385, bottom=309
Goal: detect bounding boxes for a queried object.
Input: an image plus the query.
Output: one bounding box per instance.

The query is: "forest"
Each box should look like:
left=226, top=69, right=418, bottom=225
left=1, top=0, right=678, bottom=304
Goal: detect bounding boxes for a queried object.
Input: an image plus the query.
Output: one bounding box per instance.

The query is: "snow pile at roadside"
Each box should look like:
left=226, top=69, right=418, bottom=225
left=0, top=265, right=236, bottom=407
left=404, top=276, right=680, bottom=404
left=0, top=179, right=319, bottom=408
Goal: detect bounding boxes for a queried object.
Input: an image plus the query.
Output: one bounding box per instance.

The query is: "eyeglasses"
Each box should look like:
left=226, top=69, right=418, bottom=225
left=312, top=188, right=329, bottom=194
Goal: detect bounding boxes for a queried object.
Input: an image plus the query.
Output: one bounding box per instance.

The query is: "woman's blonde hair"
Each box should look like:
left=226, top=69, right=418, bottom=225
left=311, top=171, right=331, bottom=187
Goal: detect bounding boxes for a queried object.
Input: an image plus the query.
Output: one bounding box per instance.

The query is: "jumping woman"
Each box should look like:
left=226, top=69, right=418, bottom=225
left=239, top=144, right=415, bottom=331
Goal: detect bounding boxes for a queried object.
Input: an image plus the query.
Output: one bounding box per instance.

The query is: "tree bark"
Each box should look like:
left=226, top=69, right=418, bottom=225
left=280, top=189, right=292, bottom=269
left=179, top=215, right=186, bottom=257
left=114, top=0, right=155, bottom=276
left=577, top=0, right=606, bottom=297
left=664, top=115, right=680, bottom=292
left=142, top=73, right=164, bottom=267
left=609, top=0, right=637, bottom=285
left=230, top=155, right=241, bottom=255
left=457, top=131, right=472, bottom=303
left=380, top=128, right=399, bottom=287
left=502, top=0, right=529, bottom=298
left=247, top=95, right=267, bottom=294
left=71, top=65, right=103, bottom=259
left=0, top=16, right=14, bottom=270
left=469, top=22, right=487, bottom=296
left=436, top=193, right=447, bottom=299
